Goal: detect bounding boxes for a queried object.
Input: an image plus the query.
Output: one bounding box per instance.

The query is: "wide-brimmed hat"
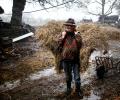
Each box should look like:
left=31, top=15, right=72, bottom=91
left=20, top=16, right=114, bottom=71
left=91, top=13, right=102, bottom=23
left=63, top=18, right=76, bottom=26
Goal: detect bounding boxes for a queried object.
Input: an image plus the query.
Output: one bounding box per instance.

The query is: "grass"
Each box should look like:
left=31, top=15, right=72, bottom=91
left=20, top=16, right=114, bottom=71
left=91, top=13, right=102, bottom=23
left=0, top=49, right=55, bottom=84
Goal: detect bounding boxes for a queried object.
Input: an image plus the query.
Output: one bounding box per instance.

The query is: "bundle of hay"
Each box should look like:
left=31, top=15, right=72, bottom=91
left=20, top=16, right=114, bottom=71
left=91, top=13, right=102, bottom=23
left=36, top=20, right=64, bottom=52
left=36, top=21, right=64, bottom=73
left=36, top=22, right=120, bottom=73
left=77, top=23, right=120, bottom=70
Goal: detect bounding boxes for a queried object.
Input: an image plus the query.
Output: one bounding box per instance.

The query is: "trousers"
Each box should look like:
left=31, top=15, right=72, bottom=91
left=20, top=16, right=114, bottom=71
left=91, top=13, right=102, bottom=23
left=62, top=60, right=81, bottom=86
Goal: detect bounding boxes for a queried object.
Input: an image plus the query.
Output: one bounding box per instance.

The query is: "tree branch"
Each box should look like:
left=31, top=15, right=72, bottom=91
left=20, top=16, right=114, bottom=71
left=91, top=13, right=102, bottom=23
left=105, top=0, right=117, bottom=15
left=5, top=0, right=73, bottom=15
left=24, top=0, right=74, bottom=13
left=105, top=0, right=111, bottom=4
left=95, top=0, right=102, bottom=5
left=44, top=0, right=55, bottom=7
left=88, top=11, right=101, bottom=16
left=38, top=1, right=49, bottom=12
left=90, top=0, right=102, bottom=5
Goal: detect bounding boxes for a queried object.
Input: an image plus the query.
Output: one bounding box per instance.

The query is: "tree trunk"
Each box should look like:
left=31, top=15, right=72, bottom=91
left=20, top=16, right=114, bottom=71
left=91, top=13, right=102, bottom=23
left=10, top=0, right=26, bottom=26
left=101, top=0, right=105, bottom=24
left=0, top=6, right=4, bottom=14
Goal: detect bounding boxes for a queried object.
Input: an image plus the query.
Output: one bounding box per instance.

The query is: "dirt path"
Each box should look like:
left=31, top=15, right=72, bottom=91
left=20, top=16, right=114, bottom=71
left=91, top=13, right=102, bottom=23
left=0, top=38, right=120, bottom=100
left=0, top=65, right=100, bottom=100
left=1, top=64, right=120, bottom=100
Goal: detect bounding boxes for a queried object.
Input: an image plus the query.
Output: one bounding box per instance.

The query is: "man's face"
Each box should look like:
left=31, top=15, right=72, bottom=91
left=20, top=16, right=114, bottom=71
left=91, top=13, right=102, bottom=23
left=65, top=25, right=76, bottom=32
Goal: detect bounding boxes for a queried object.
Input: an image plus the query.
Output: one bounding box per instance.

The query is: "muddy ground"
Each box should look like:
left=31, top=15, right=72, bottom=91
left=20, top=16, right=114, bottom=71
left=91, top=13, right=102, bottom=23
left=0, top=37, right=120, bottom=100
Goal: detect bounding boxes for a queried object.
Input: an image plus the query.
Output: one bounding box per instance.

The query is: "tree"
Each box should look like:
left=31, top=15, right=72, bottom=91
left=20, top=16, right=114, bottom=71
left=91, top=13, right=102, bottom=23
left=115, top=0, right=120, bottom=14
left=10, top=0, right=72, bottom=27
left=87, top=0, right=118, bottom=23
left=10, top=0, right=26, bottom=26
left=0, top=6, right=4, bottom=14
left=10, top=0, right=88, bottom=27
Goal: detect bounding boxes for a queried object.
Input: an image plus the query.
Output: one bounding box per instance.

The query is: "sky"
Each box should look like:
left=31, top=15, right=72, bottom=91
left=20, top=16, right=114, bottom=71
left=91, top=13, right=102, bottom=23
left=0, top=0, right=118, bottom=26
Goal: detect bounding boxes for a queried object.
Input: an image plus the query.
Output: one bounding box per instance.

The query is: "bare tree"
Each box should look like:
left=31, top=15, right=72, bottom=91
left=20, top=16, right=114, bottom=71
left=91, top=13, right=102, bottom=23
left=11, top=0, right=26, bottom=26
left=115, top=0, right=120, bottom=15
left=0, top=6, right=4, bottom=14
left=10, top=0, right=71, bottom=26
left=10, top=0, right=89, bottom=27
left=87, top=0, right=118, bottom=23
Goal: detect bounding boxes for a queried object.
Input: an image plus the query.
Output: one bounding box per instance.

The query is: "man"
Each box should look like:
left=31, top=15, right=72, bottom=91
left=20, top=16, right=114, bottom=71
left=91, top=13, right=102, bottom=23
left=58, top=18, right=83, bottom=98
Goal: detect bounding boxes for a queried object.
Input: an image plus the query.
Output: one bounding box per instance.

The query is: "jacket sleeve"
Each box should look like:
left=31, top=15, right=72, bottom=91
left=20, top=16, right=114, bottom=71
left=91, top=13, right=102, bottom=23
left=56, top=32, right=66, bottom=53
left=75, top=32, right=83, bottom=49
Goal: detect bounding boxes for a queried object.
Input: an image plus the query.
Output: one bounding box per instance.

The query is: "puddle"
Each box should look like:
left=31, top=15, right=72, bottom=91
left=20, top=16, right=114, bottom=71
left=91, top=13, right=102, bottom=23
left=81, top=63, right=96, bottom=85
left=0, top=80, right=20, bottom=93
left=83, top=90, right=100, bottom=100
left=0, top=67, right=56, bottom=93
left=29, top=67, right=56, bottom=80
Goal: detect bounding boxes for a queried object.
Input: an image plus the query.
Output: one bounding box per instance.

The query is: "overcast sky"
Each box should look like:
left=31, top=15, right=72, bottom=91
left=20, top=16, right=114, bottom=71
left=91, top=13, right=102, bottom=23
left=0, top=0, right=118, bottom=25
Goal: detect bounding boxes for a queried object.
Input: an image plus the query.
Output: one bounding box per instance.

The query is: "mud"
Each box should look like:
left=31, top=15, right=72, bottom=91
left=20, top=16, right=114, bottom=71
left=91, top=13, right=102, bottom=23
left=0, top=39, right=120, bottom=100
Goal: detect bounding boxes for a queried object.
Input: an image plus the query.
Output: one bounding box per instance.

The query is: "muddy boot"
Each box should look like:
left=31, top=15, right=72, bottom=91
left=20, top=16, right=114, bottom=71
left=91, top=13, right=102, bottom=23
left=75, top=83, right=83, bottom=99
left=65, top=81, right=72, bottom=96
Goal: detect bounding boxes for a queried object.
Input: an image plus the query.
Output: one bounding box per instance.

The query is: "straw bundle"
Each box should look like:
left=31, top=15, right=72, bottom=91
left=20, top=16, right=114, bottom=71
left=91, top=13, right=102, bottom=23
left=36, top=22, right=120, bottom=73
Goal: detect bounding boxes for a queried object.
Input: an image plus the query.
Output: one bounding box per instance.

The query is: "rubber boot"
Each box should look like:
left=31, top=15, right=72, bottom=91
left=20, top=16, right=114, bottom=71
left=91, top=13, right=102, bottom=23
left=75, top=82, right=83, bottom=98
left=65, top=81, right=72, bottom=96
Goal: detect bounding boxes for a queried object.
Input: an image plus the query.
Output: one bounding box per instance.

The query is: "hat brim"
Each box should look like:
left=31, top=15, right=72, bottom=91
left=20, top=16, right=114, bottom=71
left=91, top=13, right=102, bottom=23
left=63, top=23, right=76, bottom=26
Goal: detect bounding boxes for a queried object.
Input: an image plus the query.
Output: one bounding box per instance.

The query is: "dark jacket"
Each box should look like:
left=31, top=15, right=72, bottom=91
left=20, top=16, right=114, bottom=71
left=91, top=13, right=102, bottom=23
left=57, top=31, right=83, bottom=69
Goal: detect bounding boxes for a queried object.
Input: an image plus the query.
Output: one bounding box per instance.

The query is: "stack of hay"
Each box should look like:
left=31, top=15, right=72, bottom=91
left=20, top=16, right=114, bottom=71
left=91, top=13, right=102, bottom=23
left=36, top=21, right=120, bottom=73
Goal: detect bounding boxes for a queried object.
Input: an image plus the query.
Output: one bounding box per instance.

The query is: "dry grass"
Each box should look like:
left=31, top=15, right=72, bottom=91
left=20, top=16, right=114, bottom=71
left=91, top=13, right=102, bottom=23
left=36, top=22, right=120, bottom=73
left=0, top=49, right=55, bottom=84
left=77, top=24, right=120, bottom=71
left=35, top=20, right=64, bottom=52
